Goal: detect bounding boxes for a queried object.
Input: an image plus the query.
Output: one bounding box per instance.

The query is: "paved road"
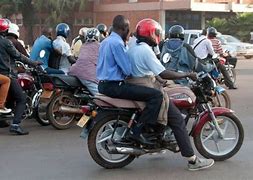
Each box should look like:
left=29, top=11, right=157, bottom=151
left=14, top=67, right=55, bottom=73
left=1, top=59, right=253, bottom=180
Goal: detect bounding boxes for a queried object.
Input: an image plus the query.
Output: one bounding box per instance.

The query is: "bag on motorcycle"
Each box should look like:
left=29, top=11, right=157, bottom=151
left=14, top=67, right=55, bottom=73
left=48, top=49, right=61, bottom=69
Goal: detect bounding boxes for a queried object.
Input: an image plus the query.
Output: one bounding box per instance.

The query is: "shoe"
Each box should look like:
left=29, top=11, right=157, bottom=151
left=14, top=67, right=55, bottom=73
left=228, top=85, right=238, bottom=89
left=126, top=131, right=155, bottom=146
left=188, top=156, right=214, bottom=171
left=0, top=120, right=10, bottom=128
left=9, top=124, right=29, bottom=135
left=0, top=107, right=12, bottom=114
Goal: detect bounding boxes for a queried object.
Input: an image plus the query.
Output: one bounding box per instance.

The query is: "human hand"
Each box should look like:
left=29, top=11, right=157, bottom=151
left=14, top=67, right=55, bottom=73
left=187, top=72, right=197, bottom=81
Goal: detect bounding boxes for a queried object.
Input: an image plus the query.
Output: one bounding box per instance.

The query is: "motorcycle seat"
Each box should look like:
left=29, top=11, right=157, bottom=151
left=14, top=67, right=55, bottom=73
left=94, top=94, right=146, bottom=110
left=48, top=74, right=83, bottom=88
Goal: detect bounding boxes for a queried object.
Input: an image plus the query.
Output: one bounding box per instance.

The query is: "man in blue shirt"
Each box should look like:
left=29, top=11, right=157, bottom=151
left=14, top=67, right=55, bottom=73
left=30, top=27, right=64, bottom=74
left=97, top=15, right=163, bottom=145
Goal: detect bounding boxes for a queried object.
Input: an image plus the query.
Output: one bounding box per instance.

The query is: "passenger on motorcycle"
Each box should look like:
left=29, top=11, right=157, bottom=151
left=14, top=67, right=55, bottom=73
left=0, top=18, right=42, bottom=135
left=71, top=27, right=89, bottom=58
left=127, top=18, right=214, bottom=171
left=207, top=27, right=237, bottom=89
left=53, top=23, right=76, bottom=74
left=69, top=28, right=100, bottom=95
left=6, top=23, right=29, bottom=57
left=160, top=25, right=213, bottom=85
left=0, top=74, right=12, bottom=114
left=97, top=15, right=164, bottom=145
left=96, top=23, right=107, bottom=42
left=30, top=27, right=65, bottom=74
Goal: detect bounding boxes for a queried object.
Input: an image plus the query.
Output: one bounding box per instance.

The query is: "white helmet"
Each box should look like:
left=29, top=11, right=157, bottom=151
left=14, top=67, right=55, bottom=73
left=8, top=23, right=20, bottom=38
left=79, top=27, right=89, bottom=37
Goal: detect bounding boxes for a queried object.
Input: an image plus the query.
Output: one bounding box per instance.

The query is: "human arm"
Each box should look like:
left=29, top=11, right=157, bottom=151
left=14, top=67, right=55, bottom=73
left=159, top=70, right=197, bottom=81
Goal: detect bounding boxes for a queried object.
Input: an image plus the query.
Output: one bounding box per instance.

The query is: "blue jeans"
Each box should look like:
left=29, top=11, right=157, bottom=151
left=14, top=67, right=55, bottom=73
left=80, top=79, right=98, bottom=96
left=45, top=67, right=65, bottom=74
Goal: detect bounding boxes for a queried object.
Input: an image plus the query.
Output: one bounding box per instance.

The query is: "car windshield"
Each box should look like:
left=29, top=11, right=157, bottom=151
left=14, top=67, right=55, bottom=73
left=218, top=35, right=241, bottom=44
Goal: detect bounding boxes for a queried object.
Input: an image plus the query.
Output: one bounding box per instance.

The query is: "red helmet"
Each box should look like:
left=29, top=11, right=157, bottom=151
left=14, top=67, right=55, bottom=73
left=136, top=18, right=162, bottom=45
left=0, top=18, right=10, bottom=33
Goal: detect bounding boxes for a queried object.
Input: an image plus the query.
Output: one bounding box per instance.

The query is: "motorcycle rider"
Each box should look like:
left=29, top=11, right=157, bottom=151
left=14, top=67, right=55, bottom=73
left=0, top=74, right=12, bottom=114
left=69, top=28, right=100, bottom=95
left=127, top=18, right=214, bottom=171
left=207, top=27, right=237, bottom=89
left=6, top=23, right=29, bottom=57
left=160, top=25, right=212, bottom=85
left=71, top=27, right=89, bottom=58
left=53, top=23, right=76, bottom=74
left=96, top=23, right=107, bottom=42
left=0, top=18, right=42, bottom=134
left=30, top=27, right=65, bottom=74
left=97, top=15, right=164, bottom=145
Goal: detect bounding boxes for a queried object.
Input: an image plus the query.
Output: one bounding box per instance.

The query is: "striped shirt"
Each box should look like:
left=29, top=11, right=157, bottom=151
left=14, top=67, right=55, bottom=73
left=208, top=37, right=223, bottom=55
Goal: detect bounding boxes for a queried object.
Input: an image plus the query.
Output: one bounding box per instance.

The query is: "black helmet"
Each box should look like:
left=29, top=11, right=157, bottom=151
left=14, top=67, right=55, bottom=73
left=96, top=23, right=107, bottom=35
left=86, top=28, right=100, bottom=42
left=56, top=23, right=70, bottom=38
left=168, top=25, right=184, bottom=40
left=207, top=27, right=217, bottom=37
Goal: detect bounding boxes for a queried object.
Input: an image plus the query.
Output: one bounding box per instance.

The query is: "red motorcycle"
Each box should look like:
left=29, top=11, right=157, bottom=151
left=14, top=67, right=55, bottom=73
left=77, top=72, right=244, bottom=169
left=0, top=61, right=50, bottom=126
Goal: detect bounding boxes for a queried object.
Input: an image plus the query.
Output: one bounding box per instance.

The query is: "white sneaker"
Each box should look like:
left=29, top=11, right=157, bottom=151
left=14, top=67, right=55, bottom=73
left=188, top=156, right=214, bottom=171
left=0, top=107, right=12, bottom=114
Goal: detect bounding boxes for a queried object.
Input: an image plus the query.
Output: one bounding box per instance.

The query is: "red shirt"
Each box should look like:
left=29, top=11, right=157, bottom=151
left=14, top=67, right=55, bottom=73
left=208, top=37, right=223, bottom=55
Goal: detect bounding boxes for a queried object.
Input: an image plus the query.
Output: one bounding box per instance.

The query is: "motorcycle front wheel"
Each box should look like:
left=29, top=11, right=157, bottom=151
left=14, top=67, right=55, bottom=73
left=194, top=113, right=244, bottom=161
left=211, top=91, right=231, bottom=109
left=88, top=111, right=135, bottom=169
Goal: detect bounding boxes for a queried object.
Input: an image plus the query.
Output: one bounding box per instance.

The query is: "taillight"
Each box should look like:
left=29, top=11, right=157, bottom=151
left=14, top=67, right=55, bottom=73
left=43, top=83, right=54, bottom=91
left=81, top=106, right=90, bottom=114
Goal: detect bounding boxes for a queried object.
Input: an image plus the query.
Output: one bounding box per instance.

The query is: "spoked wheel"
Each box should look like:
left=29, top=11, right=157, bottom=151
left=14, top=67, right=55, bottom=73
left=48, top=92, right=78, bottom=130
left=88, top=111, right=135, bottom=169
left=211, top=91, right=231, bottom=109
left=194, top=113, right=244, bottom=161
left=228, top=68, right=236, bottom=84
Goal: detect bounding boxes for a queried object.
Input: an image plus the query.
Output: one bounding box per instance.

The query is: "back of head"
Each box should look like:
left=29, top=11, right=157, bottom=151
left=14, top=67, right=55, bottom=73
left=0, top=18, right=10, bottom=34
left=135, top=18, right=162, bottom=46
left=96, top=23, right=107, bottom=36
left=56, top=23, right=70, bottom=38
left=86, top=28, right=100, bottom=42
left=207, top=27, right=217, bottom=38
left=168, top=25, right=185, bottom=40
left=42, top=27, right=53, bottom=39
left=8, top=23, right=20, bottom=38
left=112, top=15, right=130, bottom=42
left=201, top=29, right=207, bottom=36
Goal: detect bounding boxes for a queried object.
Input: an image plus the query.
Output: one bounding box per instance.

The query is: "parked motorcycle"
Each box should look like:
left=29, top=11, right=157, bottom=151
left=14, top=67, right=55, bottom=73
left=78, top=72, right=243, bottom=169
left=40, top=74, right=91, bottom=130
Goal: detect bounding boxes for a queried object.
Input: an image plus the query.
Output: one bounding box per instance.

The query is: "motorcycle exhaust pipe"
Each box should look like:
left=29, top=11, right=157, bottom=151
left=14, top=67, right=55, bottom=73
left=58, top=105, right=83, bottom=114
left=107, top=145, right=146, bottom=155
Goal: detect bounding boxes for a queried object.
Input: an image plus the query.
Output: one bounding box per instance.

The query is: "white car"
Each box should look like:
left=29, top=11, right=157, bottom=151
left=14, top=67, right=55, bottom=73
left=184, top=30, right=237, bottom=58
left=217, top=34, right=253, bottom=59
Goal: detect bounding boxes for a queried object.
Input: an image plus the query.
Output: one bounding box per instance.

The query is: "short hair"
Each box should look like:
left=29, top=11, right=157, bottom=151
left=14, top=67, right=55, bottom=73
left=201, top=29, right=207, bottom=36
left=112, top=15, right=129, bottom=31
left=42, top=27, right=53, bottom=37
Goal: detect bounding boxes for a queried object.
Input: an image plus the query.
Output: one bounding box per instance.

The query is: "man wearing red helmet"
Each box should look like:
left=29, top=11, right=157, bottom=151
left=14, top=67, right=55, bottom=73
left=0, top=18, right=41, bottom=135
left=127, top=18, right=214, bottom=171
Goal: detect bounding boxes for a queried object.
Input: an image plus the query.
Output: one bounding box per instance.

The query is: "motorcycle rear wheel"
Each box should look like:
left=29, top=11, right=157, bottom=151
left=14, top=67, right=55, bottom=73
left=48, top=92, right=78, bottom=130
left=194, top=113, right=244, bottom=161
left=88, top=111, right=135, bottom=169
left=211, top=91, right=231, bottom=109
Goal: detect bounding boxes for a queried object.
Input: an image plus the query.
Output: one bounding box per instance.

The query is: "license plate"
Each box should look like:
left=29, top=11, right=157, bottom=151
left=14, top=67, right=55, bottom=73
left=77, top=114, right=90, bottom=128
left=40, top=90, right=53, bottom=99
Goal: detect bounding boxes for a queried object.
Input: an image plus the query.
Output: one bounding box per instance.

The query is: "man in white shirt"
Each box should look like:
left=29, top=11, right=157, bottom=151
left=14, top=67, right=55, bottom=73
left=192, top=29, right=215, bottom=60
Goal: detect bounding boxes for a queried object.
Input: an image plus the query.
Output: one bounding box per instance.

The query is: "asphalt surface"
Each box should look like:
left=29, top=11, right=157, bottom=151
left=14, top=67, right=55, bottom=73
left=1, top=58, right=253, bottom=180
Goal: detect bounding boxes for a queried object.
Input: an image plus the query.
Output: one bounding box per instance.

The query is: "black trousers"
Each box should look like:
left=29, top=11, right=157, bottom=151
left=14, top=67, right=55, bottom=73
left=167, top=101, right=194, bottom=157
left=98, top=81, right=163, bottom=125
left=217, top=63, right=235, bottom=88
left=8, top=78, right=26, bottom=124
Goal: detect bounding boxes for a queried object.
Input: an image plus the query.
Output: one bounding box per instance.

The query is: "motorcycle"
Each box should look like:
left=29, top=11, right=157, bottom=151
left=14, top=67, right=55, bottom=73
left=77, top=72, right=244, bottom=169
left=0, top=61, right=50, bottom=126
left=40, top=74, right=92, bottom=130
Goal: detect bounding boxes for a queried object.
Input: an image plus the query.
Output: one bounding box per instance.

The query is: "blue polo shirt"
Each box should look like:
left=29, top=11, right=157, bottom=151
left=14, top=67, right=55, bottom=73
left=30, top=35, right=53, bottom=69
left=96, top=32, right=131, bottom=81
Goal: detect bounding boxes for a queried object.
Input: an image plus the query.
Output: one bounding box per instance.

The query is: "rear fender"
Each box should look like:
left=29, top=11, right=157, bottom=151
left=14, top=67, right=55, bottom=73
left=191, top=107, right=234, bottom=137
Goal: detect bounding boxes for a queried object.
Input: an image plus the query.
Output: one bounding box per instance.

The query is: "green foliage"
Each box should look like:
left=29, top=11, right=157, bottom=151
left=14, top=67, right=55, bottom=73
left=207, top=12, right=253, bottom=42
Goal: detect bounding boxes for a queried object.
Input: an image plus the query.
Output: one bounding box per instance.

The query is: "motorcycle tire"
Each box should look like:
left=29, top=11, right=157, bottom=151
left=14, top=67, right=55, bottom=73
left=193, top=113, right=244, bottom=161
left=48, top=92, right=78, bottom=130
left=212, top=91, right=231, bottom=109
left=88, top=111, right=135, bottom=169
left=229, top=68, right=236, bottom=84
left=34, top=101, right=50, bottom=126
